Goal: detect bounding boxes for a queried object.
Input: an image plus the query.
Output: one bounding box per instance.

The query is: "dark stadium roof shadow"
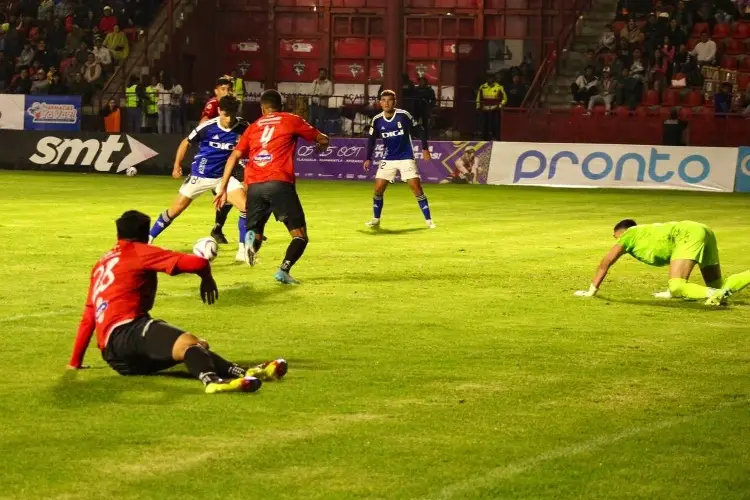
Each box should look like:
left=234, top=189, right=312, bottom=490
left=598, top=296, right=736, bottom=311
left=356, top=227, right=428, bottom=235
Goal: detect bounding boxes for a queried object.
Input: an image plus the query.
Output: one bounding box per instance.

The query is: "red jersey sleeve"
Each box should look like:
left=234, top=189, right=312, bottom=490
left=69, top=268, right=96, bottom=368
left=132, top=243, right=184, bottom=275
left=201, top=99, right=218, bottom=120
left=294, top=115, right=321, bottom=142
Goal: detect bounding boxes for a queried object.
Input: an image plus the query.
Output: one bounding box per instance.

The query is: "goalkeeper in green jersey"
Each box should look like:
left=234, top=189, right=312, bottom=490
left=574, top=219, right=750, bottom=306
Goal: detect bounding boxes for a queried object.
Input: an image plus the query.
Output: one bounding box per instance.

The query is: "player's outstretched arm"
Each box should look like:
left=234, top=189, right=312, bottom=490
left=68, top=284, right=95, bottom=369
left=315, top=132, right=329, bottom=152
left=173, top=138, right=191, bottom=178
left=574, top=244, right=626, bottom=297
left=214, top=149, right=242, bottom=210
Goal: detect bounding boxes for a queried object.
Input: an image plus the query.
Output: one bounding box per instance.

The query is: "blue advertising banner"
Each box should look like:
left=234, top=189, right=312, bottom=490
left=735, top=147, right=750, bottom=193
left=24, top=95, right=81, bottom=131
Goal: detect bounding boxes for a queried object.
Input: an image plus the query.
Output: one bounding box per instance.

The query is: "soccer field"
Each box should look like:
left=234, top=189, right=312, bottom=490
left=1, top=171, right=749, bottom=500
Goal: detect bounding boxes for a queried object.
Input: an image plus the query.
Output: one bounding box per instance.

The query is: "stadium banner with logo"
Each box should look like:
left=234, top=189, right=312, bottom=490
left=294, top=138, right=492, bottom=184
left=734, top=147, right=750, bottom=193
left=24, top=95, right=82, bottom=131
left=487, top=142, right=738, bottom=192
left=0, top=95, right=25, bottom=130
left=0, top=131, right=179, bottom=174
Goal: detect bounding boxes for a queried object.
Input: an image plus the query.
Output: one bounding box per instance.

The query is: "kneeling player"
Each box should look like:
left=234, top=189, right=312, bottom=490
left=68, top=211, right=287, bottom=393
left=574, top=219, right=750, bottom=306
left=149, top=96, right=249, bottom=261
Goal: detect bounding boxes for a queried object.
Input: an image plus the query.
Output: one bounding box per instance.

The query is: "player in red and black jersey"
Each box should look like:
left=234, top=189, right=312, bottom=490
left=214, top=90, right=329, bottom=284
left=67, top=210, right=287, bottom=394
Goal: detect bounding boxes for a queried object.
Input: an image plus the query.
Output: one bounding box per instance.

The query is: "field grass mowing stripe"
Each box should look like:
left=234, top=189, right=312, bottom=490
left=426, top=398, right=749, bottom=500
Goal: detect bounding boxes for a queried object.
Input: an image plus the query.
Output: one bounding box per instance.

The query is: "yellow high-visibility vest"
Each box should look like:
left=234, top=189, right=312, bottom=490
left=145, top=85, right=158, bottom=114
left=233, top=77, right=244, bottom=97
left=125, top=84, right=138, bottom=108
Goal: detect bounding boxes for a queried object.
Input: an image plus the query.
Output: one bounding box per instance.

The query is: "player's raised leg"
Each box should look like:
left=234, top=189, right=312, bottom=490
left=225, top=179, right=248, bottom=262
left=405, top=167, right=435, bottom=229
left=149, top=194, right=192, bottom=242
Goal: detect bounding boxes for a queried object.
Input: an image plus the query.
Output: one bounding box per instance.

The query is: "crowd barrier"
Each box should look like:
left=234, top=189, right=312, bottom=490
left=0, top=131, right=748, bottom=193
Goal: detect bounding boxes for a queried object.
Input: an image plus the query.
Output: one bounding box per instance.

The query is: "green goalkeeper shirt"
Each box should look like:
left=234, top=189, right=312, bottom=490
left=617, top=222, right=678, bottom=267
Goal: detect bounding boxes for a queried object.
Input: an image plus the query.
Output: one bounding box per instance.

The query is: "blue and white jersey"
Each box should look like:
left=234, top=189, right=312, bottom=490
left=187, top=118, right=249, bottom=178
left=366, top=108, right=428, bottom=162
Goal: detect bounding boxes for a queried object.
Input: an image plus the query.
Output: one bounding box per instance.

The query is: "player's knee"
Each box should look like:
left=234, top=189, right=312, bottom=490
left=197, top=338, right=210, bottom=350
left=172, top=333, right=202, bottom=361
left=668, top=278, right=687, bottom=297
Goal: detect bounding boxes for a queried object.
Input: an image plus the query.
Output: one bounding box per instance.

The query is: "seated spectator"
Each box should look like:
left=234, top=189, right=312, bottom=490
left=48, top=18, right=66, bottom=50
left=741, top=0, right=750, bottom=20
left=37, top=0, right=54, bottom=21
left=596, top=24, right=616, bottom=54
left=62, top=55, right=82, bottom=85
left=92, top=37, right=112, bottom=68
left=672, top=43, right=691, bottom=73
left=66, top=24, right=84, bottom=54
left=630, top=47, right=647, bottom=82
left=30, top=67, right=49, bottom=94
left=649, top=48, right=668, bottom=90
left=616, top=67, right=641, bottom=109
left=666, top=18, right=686, bottom=48
left=661, top=36, right=675, bottom=64
left=33, top=40, right=57, bottom=71
left=104, top=25, right=129, bottom=62
left=714, top=82, right=733, bottom=112
left=67, top=71, right=87, bottom=96
left=588, top=67, right=616, bottom=112
left=99, top=6, right=117, bottom=34
left=10, top=67, right=31, bottom=93
left=48, top=71, right=68, bottom=94
left=83, top=52, right=102, bottom=86
left=78, top=10, right=96, bottom=34
left=54, top=0, right=73, bottom=21
left=672, top=1, right=693, bottom=34
left=16, top=40, right=34, bottom=69
left=74, top=41, right=89, bottom=65
left=690, top=32, right=716, bottom=66
left=663, top=108, right=688, bottom=145
left=643, top=13, right=666, bottom=54
left=571, top=65, right=598, bottom=105
left=505, top=72, right=528, bottom=107
left=620, top=18, right=645, bottom=45
left=694, top=3, right=716, bottom=35
left=582, top=49, right=604, bottom=77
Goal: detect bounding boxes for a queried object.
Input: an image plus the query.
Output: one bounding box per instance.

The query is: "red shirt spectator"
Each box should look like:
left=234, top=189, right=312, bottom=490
left=99, top=13, right=117, bottom=34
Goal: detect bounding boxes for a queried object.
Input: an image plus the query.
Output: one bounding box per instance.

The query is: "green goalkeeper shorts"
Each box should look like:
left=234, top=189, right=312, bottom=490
left=671, top=221, right=720, bottom=268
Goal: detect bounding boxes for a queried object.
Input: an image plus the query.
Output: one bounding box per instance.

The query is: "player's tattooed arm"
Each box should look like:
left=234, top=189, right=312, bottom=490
left=173, top=138, right=191, bottom=179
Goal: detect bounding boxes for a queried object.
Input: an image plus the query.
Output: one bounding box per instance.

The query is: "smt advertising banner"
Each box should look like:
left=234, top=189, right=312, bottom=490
left=488, top=142, right=738, bottom=192
left=0, top=95, right=24, bottom=130
left=24, top=95, right=82, bottom=131
left=294, top=138, right=493, bottom=184
left=0, top=131, right=178, bottom=174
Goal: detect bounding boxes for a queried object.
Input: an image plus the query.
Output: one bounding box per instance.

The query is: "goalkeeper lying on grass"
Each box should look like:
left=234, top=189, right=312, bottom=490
left=575, top=219, right=750, bottom=306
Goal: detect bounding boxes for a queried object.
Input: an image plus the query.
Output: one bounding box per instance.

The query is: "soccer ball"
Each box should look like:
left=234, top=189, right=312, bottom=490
left=193, top=237, right=219, bottom=261
left=125, top=167, right=138, bottom=177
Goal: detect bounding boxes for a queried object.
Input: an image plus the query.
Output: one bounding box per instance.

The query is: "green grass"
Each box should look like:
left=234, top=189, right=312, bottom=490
left=1, top=171, right=749, bottom=500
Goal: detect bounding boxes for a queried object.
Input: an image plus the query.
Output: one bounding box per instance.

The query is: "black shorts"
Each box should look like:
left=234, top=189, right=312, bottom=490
left=246, top=181, right=306, bottom=233
left=102, top=316, right=185, bottom=375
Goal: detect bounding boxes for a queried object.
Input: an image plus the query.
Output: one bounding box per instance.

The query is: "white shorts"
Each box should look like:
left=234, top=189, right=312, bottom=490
left=376, top=159, right=420, bottom=182
left=178, top=175, right=243, bottom=200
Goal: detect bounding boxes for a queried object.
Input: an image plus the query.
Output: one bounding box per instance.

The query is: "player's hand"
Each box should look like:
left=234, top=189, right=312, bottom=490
left=421, top=149, right=431, bottom=161
left=200, top=276, right=219, bottom=305
left=573, top=284, right=599, bottom=297
left=172, top=165, right=182, bottom=179
left=363, top=160, right=372, bottom=172
left=316, top=138, right=329, bottom=152
left=213, top=190, right=227, bottom=210
left=653, top=290, right=673, bottom=299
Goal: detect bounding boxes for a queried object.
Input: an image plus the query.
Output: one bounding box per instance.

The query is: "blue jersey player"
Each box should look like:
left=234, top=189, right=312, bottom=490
left=363, top=89, right=435, bottom=229
left=149, top=95, right=250, bottom=261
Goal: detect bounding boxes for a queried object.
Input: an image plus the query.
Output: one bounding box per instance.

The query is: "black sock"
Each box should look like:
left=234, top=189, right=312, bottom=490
left=184, top=345, right=220, bottom=385
left=214, top=204, right=233, bottom=229
left=280, top=236, right=308, bottom=273
left=253, top=235, right=264, bottom=253
left=208, top=351, right=246, bottom=379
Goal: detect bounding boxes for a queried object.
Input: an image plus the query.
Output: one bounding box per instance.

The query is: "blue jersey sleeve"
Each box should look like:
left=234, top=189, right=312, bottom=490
left=366, top=116, right=381, bottom=161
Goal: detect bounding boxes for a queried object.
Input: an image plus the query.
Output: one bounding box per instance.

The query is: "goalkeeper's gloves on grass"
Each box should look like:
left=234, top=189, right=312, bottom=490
left=574, top=284, right=599, bottom=297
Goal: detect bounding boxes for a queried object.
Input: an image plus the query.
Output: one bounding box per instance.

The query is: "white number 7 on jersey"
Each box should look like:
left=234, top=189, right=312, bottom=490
left=260, top=125, right=275, bottom=147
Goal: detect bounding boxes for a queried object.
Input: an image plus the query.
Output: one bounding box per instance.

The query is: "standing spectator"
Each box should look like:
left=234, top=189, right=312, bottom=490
left=616, top=67, right=641, bottom=110
left=0, top=52, right=12, bottom=91
left=309, top=67, right=333, bottom=132
left=690, top=32, right=717, bottom=66
left=170, top=77, right=184, bottom=134
left=666, top=18, right=686, bottom=48
left=16, top=40, right=34, bottom=69
left=10, top=68, right=31, bottom=93
left=588, top=67, right=615, bottom=112
left=30, top=67, right=49, bottom=94
left=155, top=74, right=171, bottom=133
left=124, top=75, right=143, bottom=133
left=596, top=24, right=616, bottom=54
left=144, top=74, right=159, bottom=132
left=663, top=108, right=688, bottom=145
left=413, top=76, right=436, bottom=128
left=620, top=18, right=645, bottom=45
left=570, top=65, right=598, bottom=106
left=183, top=92, right=202, bottom=132
left=104, top=24, right=128, bottom=62
left=102, top=98, right=121, bottom=132
left=91, top=37, right=112, bottom=70
left=630, top=47, right=647, bottom=83
left=33, top=40, right=57, bottom=71
left=504, top=72, right=528, bottom=107
left=99, top=6, right=117, bottom=34
left=475, top=71, right=506, bottom=140
left=231, top=69, right=244, bottom=114
left=714, top=82, right=733, bottom=113
left=48, top=71, right=67, bottom=94
left=649, top=48, right=668, bottom=90
left=672, top=1, right=693, bottom=34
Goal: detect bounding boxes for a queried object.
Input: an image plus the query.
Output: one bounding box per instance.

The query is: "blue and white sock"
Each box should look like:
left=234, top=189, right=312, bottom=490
left=416, top=194, right=431, bottom=221
left=149, top=210, right=174, bottom=241
left=238, top=212, right=247, bottom=248
left=373, top=195, right=384, bottom=219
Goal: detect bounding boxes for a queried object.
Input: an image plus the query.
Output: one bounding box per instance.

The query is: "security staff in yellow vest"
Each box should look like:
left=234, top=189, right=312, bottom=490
left=144, top=75, right=159, bottom=133
left=125, top=75, right=145, bottom=133
left=231, top=69, right=244, bottom=115
left=475, top=72, right=507, bottom=141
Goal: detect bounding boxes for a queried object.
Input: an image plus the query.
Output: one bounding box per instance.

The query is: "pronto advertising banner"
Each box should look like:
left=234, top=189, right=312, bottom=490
left=24, top=95, right=82, bottom=131
left=0, top=95, right=24, bottom=130
left=0, top=131, right=177, bottom=174
left=488, top=142, right=738, bottom=192
left=294, top=138, right=492, bottom=184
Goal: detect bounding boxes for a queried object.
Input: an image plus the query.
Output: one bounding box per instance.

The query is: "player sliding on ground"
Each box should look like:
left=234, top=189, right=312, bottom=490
left=68, top=210, right=287, bottom=394
left=215, top=90, right=329, bottom=285
left=363, top=89, right=435, bottom=229
left=149, top=95, right=250, bottom=262
left=575, top=219, right=750, bottom=306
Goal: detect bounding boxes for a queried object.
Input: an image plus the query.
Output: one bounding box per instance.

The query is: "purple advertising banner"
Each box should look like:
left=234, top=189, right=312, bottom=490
left=294, top=138, right=492, bottom=184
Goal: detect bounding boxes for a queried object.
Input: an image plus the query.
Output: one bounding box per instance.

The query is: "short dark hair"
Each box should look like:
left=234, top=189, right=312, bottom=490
left=116, top=211, right=150, bottom=242
left=614, top=219, right=637, bottom=233
left=215, top=77, right=231, bottom=87
left=219, top=94, right=240, bottom=115
left=319, top=67, right=327, bottom=73
left=700, top=31, right=709, bottom=36
left=260, top=89, right=282, bottom=110
left=380, top=89, right=396, bottom=98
